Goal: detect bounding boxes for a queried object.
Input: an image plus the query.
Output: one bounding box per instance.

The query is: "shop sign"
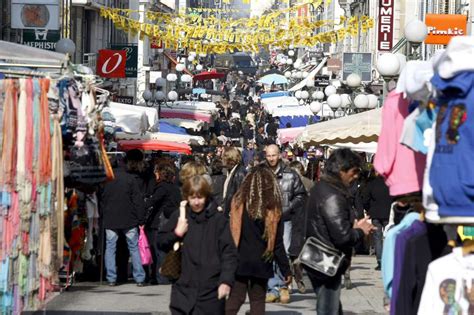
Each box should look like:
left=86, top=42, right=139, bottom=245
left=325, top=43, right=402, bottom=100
left=377, top=0, right=394, bottom=51
left=342, top=53, right=372, bottom=82
left=327, top=58, right=342, bottom=73
left=110, top=44, right=138, bottom=77
left=425, top=14, right=468, bottom=45
left=11, top=0, right=60, bottom=30
left=97, top=49, right=127, bottom=78
left=22, top=29, right=59, bottom=51
left=113, top=95, right=134, bottom=105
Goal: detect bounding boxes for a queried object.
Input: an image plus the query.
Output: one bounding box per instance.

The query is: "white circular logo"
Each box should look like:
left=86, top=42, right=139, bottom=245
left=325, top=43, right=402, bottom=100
left=101, top=53, right=123, bottom=74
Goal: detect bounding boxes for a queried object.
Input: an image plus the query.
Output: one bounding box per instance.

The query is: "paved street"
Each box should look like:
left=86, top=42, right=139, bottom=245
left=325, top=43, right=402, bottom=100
left=37, top=256, right=385, bottom=315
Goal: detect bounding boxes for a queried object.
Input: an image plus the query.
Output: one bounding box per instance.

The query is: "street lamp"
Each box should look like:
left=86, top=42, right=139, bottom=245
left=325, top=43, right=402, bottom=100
left=404, top=20, right=428, bottom=60
left=300, top=90, right=310, bottom=101
left=310, top=101, right=322, bottom=115
left=367, top=94, right=379, bottom=109
left=327, top=94, right=342, bottom=118
left=143, top=89, right=153, bottom=105
left=176, top=63, right=186, bottom=72
left=313, top=90, right=325, bottom=101
left=196, top=64, right=203, bottom=71
left=56, top=38, right=76, bottom=57
left=168, top=91, right=178, bottom=102
left=346, top=73, right=361, bottom=88
left=284, top=71, right=292, bottom=78
left=376, top=53, right=400, bottom=100
left=354, top=94, right=369, bottom=111
left=324, top=85, right=337, bottom=97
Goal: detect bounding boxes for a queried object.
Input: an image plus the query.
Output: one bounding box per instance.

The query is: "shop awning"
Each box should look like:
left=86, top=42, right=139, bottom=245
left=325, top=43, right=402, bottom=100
left=115, top=131, right=205, bottom=145
left=118, top=140, right=192, bottom=154
left=296, top=108, right=381, bottom=146
left=160, top=108, right=213, bottom=123
left=169, top=100, right=218, bottom=113
left=160, top=118, right=206, bottom=131
left=289, top=57, right=327, bottom=91
left=261, top=96, right=300, bottom=113
left=109, top=102, right=158, bottom=131
left=193, top=70, right=225, bottom=81
left=271, top=105, right=314, bottom=117
left=278, top=127, right=305, bottom=144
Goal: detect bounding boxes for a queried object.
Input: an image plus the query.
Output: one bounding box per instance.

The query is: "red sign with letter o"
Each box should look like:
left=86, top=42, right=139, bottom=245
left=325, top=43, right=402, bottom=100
left=97, top=49, right=126, bottom=78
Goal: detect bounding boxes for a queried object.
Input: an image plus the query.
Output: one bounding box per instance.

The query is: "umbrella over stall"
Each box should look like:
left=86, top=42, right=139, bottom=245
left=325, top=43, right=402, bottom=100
left=257, top=73, right=288, bottom=85
left=193, top=70, right=226, bottom=81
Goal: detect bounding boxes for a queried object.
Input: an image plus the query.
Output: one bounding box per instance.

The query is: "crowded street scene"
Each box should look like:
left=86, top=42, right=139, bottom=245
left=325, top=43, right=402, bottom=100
left=1, top=0, right=474, bottom=314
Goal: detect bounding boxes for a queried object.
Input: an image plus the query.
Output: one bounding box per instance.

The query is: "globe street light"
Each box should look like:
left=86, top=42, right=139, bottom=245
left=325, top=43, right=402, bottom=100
left=310, top=101, right=322, bottom=115
left=284, top=71, right=292, bottom=78
left=56, top=38, right=76, bottom=56
left=327, top=94, right=342, bottom=118
left=313, top=90, right=325, bottom=100
left=168, top=90, right=178, bottom=102
left=346, top=73, right=361, bottom=88
left=377, top=53, right=400, bottom=100
left=354, top=94, right=369, bottom=111
left=324, top=85, right=337, bottom=97
left=176, top=63, right=186, bottom=72
left=143, top=90, right=152, bottom=106
left=404, top=19, right=428, bottom=60
left=367, top=94, right=379, bottom=109
left=300, top=90, right=309, bottom=101
left=196, top=64, right=203, bottom=71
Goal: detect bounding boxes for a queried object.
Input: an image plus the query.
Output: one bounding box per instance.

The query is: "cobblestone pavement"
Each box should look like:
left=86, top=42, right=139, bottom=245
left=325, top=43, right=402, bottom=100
left=39, top=255, right=385, bottom=315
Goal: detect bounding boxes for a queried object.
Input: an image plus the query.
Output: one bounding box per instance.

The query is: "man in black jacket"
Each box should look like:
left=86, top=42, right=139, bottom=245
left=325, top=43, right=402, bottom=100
left=306, top=149, right=374, bottom=314
left=101, top=157, right=147, bottom=286
left=362, top=172, right=392, bottom=270
left=265, top=144, right=306, bottom=304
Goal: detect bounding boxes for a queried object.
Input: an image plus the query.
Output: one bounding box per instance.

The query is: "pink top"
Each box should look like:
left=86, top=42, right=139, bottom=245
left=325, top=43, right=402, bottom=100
left=374, top=91, right=426, bottom=196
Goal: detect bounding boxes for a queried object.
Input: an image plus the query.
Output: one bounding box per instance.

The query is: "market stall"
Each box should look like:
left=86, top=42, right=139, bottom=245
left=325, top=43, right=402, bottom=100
left=117, top=139, right=192, bottom=154
left=296, top=108, right=381, bottom=146
left=108, top=102, right=158, bottom=132
left=115, top=131, right=205, bottom=146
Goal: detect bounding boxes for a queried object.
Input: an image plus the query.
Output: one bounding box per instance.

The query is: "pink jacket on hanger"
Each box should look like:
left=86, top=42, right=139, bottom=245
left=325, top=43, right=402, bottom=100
left=374, top=91, right=426, bottom=196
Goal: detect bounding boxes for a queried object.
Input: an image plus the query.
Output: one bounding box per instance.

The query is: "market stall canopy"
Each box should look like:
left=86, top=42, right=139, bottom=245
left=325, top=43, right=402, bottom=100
left=160, top=108, right=213, bottom=123
left=115, top=131, right=205, bottom=146
left=160, top=118, right=206, bottom=131
left=261, top=91, right=289, bottom=98
left=193, top=70, right=225, bottom=81
left=261, top=96, right=300, bottom=113
left=0, top=40, right=68, bottom=70
left=170, top=100, right=218, bottom=113
left=296, top=108, right=381, bottom=146
left=158, top=121, right=187, bottom=135
left=328, top=142, right=378, bottom=154
left=289, top=57, right=327, bottom=91
left=109, top=102, right=158, bottom=131
left=278, top=127, right=305, bottom=144
left=107, top=104, right=149, bottom=133
left=118, top=140, right=192, bottom=154
left=177, top=88, right=225, bottom=96
left=271, top=105, right=314, bottom=117
left=258, top=73, right=288, bottom=85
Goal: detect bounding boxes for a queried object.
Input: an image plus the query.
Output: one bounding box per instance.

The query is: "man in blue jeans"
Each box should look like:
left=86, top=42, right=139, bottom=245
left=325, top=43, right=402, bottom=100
left=101, top=152, right=147, bottom=286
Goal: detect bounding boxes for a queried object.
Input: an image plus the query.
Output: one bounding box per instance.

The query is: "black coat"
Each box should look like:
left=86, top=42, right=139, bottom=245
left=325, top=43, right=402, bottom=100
left=158, top=201, right=238, bottom=315
left=272, top=161, right=307, bottom=222
left=362, top=176, right=392, bottom=220
left=144, top=181, right=182, bottom=229
left=236, top=210, right=291, bottom=280
left=211, top=174, right=226, bottom=208
left=223, top=164, right=247, bottom=215
left=305, top=176, right=365, bottom=280
left=100, top=167, right=146, bottom=229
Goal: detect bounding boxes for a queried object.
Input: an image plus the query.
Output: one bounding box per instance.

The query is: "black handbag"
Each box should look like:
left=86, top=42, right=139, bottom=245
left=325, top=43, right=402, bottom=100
left=296, top=236, right=345, bottom=277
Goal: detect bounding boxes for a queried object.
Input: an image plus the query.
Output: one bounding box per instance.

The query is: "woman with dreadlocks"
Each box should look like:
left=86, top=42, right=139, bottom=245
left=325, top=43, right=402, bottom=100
left=225, top=165, right=291, bottom=315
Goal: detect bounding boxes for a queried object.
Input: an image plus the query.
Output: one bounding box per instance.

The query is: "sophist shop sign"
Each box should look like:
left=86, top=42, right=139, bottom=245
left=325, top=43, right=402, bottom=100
left=425, top=14, right=467, bottom=45
left=377, top=0, right=394, bottom=51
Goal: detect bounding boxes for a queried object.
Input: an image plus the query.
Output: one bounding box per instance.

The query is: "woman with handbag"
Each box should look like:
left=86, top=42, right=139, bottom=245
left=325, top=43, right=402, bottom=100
left=304, top=149, right=375, bottom=315
left=144, top=162, right=181, bottom=285
left=226, top=165, right=291, bottom=315
left=157, top=175, right=238, bottom=314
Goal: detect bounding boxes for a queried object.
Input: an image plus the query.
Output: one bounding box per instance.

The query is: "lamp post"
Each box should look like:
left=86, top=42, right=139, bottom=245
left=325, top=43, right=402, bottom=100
left=327, top=94, right=342, bottom=118
left=376, top=53, right=401, bottom=101
left=404, top=20, right=428, bottom=60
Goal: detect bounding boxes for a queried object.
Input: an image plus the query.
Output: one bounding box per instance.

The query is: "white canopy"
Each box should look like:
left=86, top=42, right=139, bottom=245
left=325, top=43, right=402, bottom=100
left=261, top=96, right=300, bottom=113
left=296, top=108, right=381, bottom=146
left=107, top=105, right=149, bottom=134
left=328, top=142, right=378, bottom=154
left=289, top=57, right=328, bottom=92
left=271, top=105, right=314, bottom=117
left=115, top=131, right=205, bottom=146
left=109, top=102, right=158, bottom=131
left=0, top=40, right=67, bottom=68
left=170, top=101, right=218, bottom=114
left=160, top=118, right=206, bottom=131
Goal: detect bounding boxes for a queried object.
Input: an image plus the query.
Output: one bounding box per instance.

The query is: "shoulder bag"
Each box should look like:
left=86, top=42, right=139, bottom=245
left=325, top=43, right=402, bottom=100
left=159, top=202, right=186, bottom=280
left=296, top=236, right=345, bottom=277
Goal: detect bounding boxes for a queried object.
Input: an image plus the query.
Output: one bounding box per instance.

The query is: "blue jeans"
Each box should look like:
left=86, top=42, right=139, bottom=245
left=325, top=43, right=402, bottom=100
left=309, top=274, right=342, bottom=315
left=267, top=221, right=292, bottom=296
left=105, top=228, right=146, bottom=283
left=372, top=219, right=388, bottom=263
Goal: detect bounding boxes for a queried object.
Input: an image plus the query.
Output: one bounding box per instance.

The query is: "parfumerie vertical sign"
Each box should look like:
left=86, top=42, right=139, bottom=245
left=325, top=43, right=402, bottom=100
left=377, top=0, right=394, bottom=51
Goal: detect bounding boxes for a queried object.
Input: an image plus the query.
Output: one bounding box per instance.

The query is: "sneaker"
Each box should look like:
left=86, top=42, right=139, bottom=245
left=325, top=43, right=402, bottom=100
left=136, top=282, right=146, bottom=287
left=265, top=293, right=279, bottom=303
left=375, top=264, right=382, bottom=271
left=279, top=288, right=290, bottom=304
left=108, top=282, right=117, bottom=287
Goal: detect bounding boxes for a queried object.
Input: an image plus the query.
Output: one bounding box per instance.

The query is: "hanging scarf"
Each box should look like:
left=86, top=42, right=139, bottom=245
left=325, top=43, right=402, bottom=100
left=229, top=196, right=281, bottom=260
left=38, top=79, right=51, bottom=185
left=51, top=116, right=64, bottom=264
left=1, top=80, right=18, bottom=192
left=16, top=79, right=27, bottom=192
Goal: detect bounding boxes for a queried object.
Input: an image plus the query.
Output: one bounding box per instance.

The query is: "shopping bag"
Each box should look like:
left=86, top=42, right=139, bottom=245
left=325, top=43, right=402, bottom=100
left=160, top=201, right=186, bottom=280
left=138, top=226, right=153, bottom=266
